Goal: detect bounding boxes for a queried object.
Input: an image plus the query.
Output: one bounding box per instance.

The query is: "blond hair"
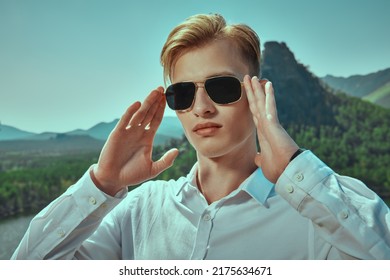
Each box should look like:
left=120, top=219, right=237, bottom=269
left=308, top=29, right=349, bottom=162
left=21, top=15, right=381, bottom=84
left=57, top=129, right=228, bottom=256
left=160, top=14, right=261, bottom=83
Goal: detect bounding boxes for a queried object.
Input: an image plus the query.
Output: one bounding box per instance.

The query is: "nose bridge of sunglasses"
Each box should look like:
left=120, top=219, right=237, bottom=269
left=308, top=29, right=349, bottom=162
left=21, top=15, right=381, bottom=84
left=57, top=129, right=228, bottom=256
left=194, top=81, right=205, bottom=89
left=192, top=82, right=216, bottom=106
left=193, top=82, right=208, bottom=96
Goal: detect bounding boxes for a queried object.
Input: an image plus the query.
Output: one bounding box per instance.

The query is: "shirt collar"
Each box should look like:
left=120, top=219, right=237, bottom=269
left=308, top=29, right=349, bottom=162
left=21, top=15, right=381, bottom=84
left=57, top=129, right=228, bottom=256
left=175, top=163, right=275, bottom=206
left=174, top=163, right=198, bottom=196
left=241, top=168, right=275, bottom=207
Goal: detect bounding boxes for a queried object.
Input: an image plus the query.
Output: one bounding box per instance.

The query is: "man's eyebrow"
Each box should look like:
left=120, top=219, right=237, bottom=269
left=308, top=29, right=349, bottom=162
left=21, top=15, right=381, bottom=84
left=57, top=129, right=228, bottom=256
left=176, top=71, right=238, bottom=83
left=205, top=71, right=236, bottom=78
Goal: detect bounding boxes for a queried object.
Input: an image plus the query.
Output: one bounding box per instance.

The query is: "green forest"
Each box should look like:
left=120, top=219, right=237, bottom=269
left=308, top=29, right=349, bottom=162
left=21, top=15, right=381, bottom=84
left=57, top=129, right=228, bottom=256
left=289, top=93, right=390, bottom=193
left=2, top=41, right=389, bottom=219
left=0, top=91, right=389, bottom=219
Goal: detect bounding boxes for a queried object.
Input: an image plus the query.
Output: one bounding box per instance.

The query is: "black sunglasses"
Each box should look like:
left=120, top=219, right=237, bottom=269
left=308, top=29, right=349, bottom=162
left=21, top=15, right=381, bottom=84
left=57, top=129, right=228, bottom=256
left=165, top=76, right=243, bottom=110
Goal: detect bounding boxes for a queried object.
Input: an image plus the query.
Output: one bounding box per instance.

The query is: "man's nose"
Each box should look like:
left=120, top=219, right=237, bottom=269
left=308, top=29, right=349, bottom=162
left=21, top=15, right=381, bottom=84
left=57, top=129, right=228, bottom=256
left=191, top=85, right=216, bottom=117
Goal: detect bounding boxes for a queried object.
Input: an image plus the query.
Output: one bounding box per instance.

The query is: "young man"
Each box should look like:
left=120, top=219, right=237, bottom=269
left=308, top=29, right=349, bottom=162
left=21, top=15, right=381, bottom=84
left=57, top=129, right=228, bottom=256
left=12, top=14, right=390, bottom=259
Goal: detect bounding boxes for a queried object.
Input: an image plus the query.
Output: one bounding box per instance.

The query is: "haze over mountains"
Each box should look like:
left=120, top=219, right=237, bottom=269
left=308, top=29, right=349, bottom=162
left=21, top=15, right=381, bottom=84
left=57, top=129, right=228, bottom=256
left=1, top=41, right=389, bottom=155
left=0, top=116, right=183, bottom=141
left=322, top=68, right=390, bottom=108
left=1, top=41, right=389, bottom=214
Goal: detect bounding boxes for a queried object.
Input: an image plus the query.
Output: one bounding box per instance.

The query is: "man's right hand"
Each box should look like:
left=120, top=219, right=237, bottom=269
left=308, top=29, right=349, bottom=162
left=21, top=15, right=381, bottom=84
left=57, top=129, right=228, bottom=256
left=91, top=87, right=179, bottom=196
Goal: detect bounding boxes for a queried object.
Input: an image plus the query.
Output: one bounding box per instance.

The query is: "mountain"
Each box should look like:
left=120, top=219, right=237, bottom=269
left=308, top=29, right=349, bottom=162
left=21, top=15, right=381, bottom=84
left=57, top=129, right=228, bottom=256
left=1, top=42, right=389, bottom=190
left=67, top=120, right=116, bottom=140
left=261, top=42, right=340, bottom=127
left=321, top=68, right=390, bottom=108
left=362, top=82, right=390, bottom=107
left=68, top=115, right=183, bottom=143
left=1, top=41, right=389, bottom=221
left=261, top=41, right=390, bottom=193
left=0, top=124, right=35, bottom=141
left=0, top=134, right=105, bottom=154
left=0, top=116, right=184, bottom=146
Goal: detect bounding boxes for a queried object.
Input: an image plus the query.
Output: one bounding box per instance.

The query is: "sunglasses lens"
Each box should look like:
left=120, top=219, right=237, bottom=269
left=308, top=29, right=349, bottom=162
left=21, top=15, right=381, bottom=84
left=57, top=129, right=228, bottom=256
left=205, top=76, right=241, bottom=104
left=166, top=82, right=196, bottom=110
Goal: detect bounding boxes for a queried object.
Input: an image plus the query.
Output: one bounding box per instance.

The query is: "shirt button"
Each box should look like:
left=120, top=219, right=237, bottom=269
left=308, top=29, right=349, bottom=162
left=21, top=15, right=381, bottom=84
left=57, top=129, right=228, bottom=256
left=203, top=213, right=211, bottom=221
left=339, top=210, right=349, bottom=219
left=286, top=185, right=294, bottom=193
left=294, top=172, right=304, bottom=182
left=57, top=229, right=65, bottom=238
left=89, top=197, right=97, bottom=205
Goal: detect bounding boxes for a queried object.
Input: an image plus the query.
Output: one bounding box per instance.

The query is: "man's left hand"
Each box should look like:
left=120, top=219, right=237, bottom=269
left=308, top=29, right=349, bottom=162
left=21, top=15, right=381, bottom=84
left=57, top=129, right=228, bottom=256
left=244, top=75, right=299, bottom=183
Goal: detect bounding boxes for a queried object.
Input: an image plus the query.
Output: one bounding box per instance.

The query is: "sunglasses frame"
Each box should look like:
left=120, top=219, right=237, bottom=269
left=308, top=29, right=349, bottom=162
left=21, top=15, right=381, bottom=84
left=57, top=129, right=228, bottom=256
left=165, top=75, right=244, bottom=111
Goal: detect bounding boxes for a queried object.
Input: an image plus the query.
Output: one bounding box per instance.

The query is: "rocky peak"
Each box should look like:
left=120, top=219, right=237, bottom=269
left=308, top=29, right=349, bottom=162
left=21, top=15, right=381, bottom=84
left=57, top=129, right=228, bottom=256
left=260, top=41, right=338, bottom=127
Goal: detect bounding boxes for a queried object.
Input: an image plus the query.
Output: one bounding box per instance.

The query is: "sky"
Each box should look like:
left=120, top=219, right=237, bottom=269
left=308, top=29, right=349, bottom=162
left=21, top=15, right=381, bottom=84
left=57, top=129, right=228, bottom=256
left=1, top=0, right=389, bottom=133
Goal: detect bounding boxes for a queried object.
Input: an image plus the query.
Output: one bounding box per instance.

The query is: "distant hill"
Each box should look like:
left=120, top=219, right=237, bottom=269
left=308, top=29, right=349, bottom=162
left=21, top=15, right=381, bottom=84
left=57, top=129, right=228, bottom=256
left=68, top=115, right=183, bottom=143
left=0, top=134, right=105, bottom=154
left=362, top=82, right=390, bottom=106
left=321, top=68, right=390, bottom=108
left=0, top=124, right=35, bottom=141
left=1, top=41, right=389, bottom=221
left=0, top=116, right=184, bottom=148
left=0, top=42, right=389, bottom=190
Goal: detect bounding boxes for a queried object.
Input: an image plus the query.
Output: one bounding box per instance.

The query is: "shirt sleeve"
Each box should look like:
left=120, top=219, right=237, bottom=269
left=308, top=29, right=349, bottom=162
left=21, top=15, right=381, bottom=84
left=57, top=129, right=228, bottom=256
left=275, top=150, right=390, bottom=259
left=11, top=166, right=127, bottom=260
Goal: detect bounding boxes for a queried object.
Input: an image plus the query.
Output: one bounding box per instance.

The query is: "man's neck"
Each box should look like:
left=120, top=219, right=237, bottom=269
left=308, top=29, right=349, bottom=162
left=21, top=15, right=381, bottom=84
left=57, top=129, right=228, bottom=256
left=196, top=142, right=258, bottom=204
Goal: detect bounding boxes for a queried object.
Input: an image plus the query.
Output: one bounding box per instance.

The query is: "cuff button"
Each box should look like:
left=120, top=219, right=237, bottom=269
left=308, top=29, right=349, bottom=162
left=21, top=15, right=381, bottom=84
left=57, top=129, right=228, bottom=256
left=286, top=185, right=294, bottom=193
left=294, top=172, right=304, bottom=182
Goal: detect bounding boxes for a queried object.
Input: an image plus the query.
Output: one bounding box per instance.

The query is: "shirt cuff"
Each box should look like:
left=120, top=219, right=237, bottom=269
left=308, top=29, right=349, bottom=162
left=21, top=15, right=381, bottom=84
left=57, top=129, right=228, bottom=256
left=65, top=166, right=128, bottom=219
left=275, top=150, right=333, bottom=209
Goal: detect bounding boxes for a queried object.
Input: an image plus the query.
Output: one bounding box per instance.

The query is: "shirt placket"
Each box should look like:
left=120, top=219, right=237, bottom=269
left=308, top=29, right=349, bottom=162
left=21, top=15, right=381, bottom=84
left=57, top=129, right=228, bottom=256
left=190, top=206, right=216, bottom=259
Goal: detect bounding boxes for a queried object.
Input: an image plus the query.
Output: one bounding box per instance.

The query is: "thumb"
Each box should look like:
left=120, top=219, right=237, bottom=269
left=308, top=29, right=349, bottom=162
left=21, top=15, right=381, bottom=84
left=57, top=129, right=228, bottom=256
left=151, top=148, right=179, bottom=176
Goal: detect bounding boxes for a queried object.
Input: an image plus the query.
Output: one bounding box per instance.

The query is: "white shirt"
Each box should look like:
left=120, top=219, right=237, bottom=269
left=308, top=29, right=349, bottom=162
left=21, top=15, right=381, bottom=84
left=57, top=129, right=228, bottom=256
left=12, top=151, right=390, bottom=259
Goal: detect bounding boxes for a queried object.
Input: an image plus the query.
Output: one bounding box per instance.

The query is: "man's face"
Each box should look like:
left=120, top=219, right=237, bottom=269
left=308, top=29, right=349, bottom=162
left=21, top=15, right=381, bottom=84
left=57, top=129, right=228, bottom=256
left=170, top=39, right=256, bottom=159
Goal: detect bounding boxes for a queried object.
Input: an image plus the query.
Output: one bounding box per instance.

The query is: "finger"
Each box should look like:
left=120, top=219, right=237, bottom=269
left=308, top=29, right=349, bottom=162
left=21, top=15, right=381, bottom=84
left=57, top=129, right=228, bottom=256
left=151, top=148, right=179, bottom=177
left=251, top=76, right=266, bottom=108
left=243, top=75, right=255, bottom=104
left=243, top=76, right=258, bottom=114
left=141, top=89, right=165, bottom=130
left=264, top=82, right=278, bottom=122
left=129, top=89, right=163, bottom=127
left=148, top=93, right=166, bottom=133
left=116, top=101, right=142, bottom=130
left=130, top=89, right=162, bottom=127
left=244, top=75, right=265, bottom=120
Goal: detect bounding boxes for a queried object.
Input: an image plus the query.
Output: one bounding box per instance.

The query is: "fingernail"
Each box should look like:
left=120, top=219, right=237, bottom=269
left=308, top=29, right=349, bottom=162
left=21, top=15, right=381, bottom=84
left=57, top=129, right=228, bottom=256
left=246, top=75, right=254, bottom=83
left=260, top=79, right=268, bottom=86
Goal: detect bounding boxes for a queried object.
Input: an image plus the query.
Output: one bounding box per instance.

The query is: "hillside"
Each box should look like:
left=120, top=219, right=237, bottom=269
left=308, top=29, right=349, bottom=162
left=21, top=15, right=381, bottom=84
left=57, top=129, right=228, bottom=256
left=67, top=115, right=183, bottom=145
left=261, top=42, right=339, bottom=127
left=321, top=68, right=390, bottom=108
left=0, top=134, right=104, bottom=155
left=362, top=82, right=390, bottom=106
left=0, top=41, right=389, bottom=219
left=261, top=41, right=390, bottom=191
left=0, top=124, right=35, bottom=141
left=0, top=116, right=184, bottom=146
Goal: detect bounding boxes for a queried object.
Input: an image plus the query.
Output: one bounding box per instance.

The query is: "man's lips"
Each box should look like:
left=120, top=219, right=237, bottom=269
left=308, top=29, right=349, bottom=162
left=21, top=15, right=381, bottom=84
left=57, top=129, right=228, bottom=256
left=192, top=122, right=223, bottom=136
